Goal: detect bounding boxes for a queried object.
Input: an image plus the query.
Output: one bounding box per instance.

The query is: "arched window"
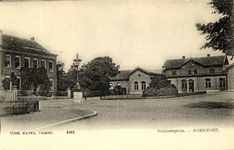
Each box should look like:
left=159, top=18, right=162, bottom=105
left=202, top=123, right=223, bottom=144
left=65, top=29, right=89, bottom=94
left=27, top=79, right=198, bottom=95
left=41, top=59, right=46, bottom=69
left=15, top=56, right=21, bottom=69
left=141, top=81, right=146, bottom=90
left=33, top=58, right=38, bottom=68
left=5, top=54, right=11, bottom=68
left=134, top=81, right=138, bottom=90
left=3, top=75, right=11, bottom=90
left=181, top=79, right=187, bottom=89
left=24, top=57, right=30, bottom=68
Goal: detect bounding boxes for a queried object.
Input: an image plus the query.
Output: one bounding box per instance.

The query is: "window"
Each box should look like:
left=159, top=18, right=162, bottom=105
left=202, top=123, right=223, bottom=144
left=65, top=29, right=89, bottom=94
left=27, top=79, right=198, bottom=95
left=41, top=60, right=46, bottom=69
left=25, top=82, right=30, bottom=90
left=194, top=69, right=197, bottom=74
left=5, top=54, right=11, bottom=68
left=188, top=70, right=192, bottom=74
left=16, top=78, right=21, bottom=90
left=210, top=69, right=215, bottom=73
left=205, top=78, right=211, bottom=88
left=219, top=78, right=225, bottom=88
left=3, top=76, right=11, bottom=90
left=33, top=58, right=38, bottom=68
left=49, top=79, right=54, bottom=92
left=24, top=57, right=30, bottom=68
left=49, top=61, right=53, bottom=72
left=181, top=79, right=187, bottom=89
left=134, top=81, right=138, bottom=90
left=141, top=81, right=146, bottom=90
left=172, top=71, right=176, bottom=75
left=15, top=56, right=21, bottom=69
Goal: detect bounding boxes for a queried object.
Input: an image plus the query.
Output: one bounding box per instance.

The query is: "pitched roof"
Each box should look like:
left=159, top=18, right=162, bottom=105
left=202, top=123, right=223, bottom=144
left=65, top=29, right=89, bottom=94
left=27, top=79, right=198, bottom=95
left=1, top=34, right=57, bottom=56
left=110, top=67, right=162, bottom=81
left=110, top=70, right=131, bottom=81
left=162, top=56, right=227, bottom=69
left=224, top=63, right=234, bottom=70
left=146, top=69, right=165, bottom=74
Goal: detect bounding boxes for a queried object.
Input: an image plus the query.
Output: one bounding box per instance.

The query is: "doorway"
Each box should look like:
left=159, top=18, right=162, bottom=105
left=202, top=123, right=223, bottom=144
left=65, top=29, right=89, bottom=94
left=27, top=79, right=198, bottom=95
left=188, top=79, right=194, bottom=92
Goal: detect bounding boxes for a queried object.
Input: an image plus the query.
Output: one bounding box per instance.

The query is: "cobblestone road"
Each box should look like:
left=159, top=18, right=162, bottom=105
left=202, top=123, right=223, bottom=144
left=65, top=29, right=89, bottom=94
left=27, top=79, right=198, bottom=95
left=56, top=91, right=234, bottom=130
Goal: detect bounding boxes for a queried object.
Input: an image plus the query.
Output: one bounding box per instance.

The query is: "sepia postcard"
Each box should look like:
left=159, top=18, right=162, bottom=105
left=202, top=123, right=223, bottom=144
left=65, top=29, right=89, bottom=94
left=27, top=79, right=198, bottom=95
left=0, top=0, right=234, bottom=150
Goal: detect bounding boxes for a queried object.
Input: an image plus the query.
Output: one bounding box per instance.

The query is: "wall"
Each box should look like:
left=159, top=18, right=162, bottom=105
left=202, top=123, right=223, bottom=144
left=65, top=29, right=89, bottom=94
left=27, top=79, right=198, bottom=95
left=227, top=66, right=234, bottom=91
left=129, top=70, right=152, bottom=94
left=168, top=76, right=226, bottom=93
left=0, top=50, right=57, bottom=92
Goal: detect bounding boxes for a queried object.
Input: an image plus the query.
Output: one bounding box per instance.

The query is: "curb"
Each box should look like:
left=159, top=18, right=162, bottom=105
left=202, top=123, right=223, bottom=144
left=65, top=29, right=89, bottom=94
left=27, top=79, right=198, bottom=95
left=32, top=109, right=98, bottom=131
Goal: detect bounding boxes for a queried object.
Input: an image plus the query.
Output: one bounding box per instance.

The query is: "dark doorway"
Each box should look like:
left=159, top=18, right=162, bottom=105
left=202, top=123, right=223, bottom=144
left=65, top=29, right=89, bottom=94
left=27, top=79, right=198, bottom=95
left=219, top=78, right=226, bottom=91
left=181, top=79, right=187, bottom=92
left=188, top=79, right=194, bottom=92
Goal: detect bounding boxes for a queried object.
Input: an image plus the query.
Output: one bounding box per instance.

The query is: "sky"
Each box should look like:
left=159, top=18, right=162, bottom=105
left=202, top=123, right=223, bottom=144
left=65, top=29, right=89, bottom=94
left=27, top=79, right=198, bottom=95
left=0, top=0, right=232, bottom=71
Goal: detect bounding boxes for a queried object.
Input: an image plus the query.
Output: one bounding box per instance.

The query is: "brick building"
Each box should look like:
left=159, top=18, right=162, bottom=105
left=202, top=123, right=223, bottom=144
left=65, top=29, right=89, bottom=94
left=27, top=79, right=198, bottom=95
left=0, top=30, right=57, bottom=93
left=110, top=67, right=163, bottom=94
left=162, top=54, right=229, bottom=93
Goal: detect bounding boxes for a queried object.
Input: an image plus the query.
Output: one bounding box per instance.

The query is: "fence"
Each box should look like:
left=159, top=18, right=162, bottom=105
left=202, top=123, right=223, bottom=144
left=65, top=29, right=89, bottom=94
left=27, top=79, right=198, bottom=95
left=0, top=101, right=39, bottom=116
left=101, top=94, right=143, bottom=100
left=100, top=91, right=207, bottom=100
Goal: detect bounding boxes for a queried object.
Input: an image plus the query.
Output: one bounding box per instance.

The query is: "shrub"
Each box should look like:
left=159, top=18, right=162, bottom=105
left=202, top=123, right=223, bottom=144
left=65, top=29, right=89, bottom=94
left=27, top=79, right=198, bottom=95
left=142, top=84, right=178, bottom=97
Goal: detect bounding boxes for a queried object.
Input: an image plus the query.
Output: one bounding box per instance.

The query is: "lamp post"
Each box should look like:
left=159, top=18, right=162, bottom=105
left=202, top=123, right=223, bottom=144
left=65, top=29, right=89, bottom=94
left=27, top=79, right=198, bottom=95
left=72, top=54, right=82, bottom=90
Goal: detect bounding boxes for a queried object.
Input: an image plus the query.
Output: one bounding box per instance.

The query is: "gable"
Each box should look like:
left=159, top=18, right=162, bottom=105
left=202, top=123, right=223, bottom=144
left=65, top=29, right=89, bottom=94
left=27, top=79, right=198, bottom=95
left=181, top=60, right=203, bottom=69
left=110, top=70, right=131, bottom=81
left=129, top=70, right=151, bottom=78
left=129, top=67, right=160, bottom=76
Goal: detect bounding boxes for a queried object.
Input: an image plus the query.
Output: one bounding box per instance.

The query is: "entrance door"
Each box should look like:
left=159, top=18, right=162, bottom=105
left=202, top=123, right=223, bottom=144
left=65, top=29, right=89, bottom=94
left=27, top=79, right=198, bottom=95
left=219, top=78, right=226, bottom=91
left=181, top=79, right=187, bottom=92
left=188, top=79, right=194, bottom=92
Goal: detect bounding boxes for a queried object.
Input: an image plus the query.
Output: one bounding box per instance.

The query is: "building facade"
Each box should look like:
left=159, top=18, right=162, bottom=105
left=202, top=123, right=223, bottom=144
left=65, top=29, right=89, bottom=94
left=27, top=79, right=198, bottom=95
left=110, top=67, right=162, bottom=94
left=162, top=55, right=229, bottom=93
left=0, top=30, right=57, bottom=93
left=226, top=64, right=234, bottom=91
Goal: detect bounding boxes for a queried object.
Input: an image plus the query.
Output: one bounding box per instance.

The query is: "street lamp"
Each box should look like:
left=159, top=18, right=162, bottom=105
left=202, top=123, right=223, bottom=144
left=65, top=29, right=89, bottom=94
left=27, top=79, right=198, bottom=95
left=72, top=54, right=82, bottom=90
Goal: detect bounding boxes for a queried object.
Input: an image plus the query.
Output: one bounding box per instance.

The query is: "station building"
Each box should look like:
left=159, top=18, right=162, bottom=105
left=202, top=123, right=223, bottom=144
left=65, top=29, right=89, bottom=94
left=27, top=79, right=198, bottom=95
left=110, top=67, right=163, bottom=94
left=162, top=54, right=230, bottom=93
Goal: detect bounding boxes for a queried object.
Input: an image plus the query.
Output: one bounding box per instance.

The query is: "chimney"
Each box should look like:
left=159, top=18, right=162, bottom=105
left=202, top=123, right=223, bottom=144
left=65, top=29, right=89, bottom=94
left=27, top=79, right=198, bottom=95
left=182, top=56, right=185, bottom=59
left=207, top=54, right=210, bottom=57
left=30, top=37, right=34, bottom=41
left=0, top=30, right=2, bottom=45
left=76, top=54, right=79, bottom=59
